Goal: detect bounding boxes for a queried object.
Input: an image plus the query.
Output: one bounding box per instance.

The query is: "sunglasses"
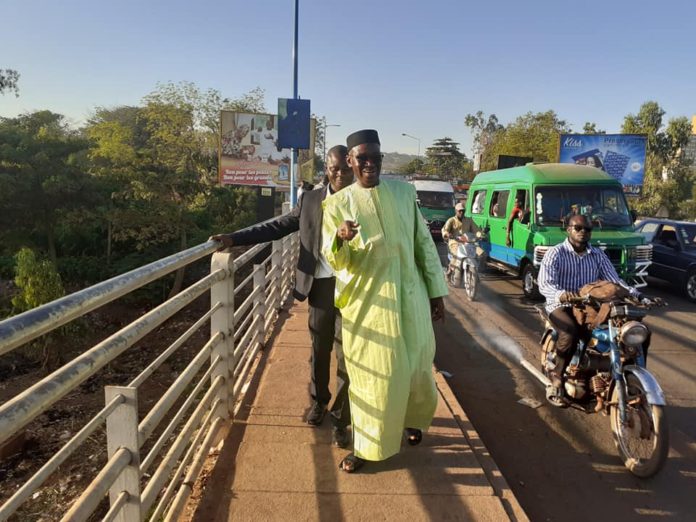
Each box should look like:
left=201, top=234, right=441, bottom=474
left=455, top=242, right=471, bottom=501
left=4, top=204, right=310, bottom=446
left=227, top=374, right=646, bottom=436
left=354, top=154, right=384, bottom=165
left=570, top=225, right=593, bottom=232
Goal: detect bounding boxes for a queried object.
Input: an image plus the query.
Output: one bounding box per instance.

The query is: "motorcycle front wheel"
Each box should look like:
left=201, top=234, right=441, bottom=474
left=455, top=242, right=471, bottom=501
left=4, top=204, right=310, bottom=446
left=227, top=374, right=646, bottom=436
left=464, top=266, right=478, bottom=300
left=610, top=374, right=669, bottom=478
left=449, top=267, right=462, bottom=288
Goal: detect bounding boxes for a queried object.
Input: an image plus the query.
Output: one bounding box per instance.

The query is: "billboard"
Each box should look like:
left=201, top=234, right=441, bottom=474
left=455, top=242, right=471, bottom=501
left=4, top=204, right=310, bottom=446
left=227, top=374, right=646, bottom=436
left=219, top=111, right=315, bottom=187
left=558, top=134, right=647, bottom=195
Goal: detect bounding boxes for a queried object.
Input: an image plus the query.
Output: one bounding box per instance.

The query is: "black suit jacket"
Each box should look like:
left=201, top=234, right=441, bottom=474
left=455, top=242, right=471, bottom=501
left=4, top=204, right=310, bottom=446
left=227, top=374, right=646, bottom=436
left=229, top=188, right=329, bottom=301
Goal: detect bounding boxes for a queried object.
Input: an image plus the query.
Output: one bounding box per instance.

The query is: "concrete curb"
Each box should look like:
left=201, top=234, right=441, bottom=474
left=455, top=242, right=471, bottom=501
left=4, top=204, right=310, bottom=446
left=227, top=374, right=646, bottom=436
left=434, top=369, right=530, bottom=522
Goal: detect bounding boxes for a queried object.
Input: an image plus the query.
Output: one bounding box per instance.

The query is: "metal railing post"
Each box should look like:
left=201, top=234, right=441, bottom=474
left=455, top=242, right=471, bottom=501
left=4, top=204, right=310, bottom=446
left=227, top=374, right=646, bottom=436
left=104, top=386, right=141, bottom=522
left=210, top=252, right=234, bottom=417
left=281, top=237, right=290, bottom=300
left=253, top=264, right=266, bottom=347
left=284, top=235, right=299, bottom=301
left=272, top=240, right=283, bottom=310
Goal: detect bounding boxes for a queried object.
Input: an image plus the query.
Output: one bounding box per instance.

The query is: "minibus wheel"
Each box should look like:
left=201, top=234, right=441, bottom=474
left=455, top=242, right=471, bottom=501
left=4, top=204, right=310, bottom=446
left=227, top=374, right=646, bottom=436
left=522, top=263, right=541, bottom=299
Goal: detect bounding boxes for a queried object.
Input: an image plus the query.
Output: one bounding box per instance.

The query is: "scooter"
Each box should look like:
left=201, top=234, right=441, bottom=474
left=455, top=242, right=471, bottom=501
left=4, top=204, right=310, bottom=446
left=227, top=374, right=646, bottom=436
left=447, top=231, right=485, bottom=301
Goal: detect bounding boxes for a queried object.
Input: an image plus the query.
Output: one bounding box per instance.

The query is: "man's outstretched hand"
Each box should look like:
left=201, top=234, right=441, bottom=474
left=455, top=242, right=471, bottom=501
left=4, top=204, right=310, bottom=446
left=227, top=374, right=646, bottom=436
left=337, top=220, right=360, bottom=242
left=209, top=234, right=234, bottom=251
left=430, top=297, right=445, bottom=322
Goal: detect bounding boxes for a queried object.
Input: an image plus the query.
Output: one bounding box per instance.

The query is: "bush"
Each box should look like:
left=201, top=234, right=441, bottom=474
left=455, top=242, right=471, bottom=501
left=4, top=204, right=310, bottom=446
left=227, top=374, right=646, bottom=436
left=12, top=248, right=65, bottom=313
left=57, top=256, right=109, bottom=285
left=11, top=248, right=67, bottom=369
left=0, top=256, right=15, bottom=279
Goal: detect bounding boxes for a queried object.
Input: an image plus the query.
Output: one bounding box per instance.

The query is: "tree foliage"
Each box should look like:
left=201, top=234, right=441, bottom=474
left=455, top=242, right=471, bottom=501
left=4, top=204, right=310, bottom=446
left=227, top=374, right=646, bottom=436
left=398, top=157, right=426, bottom=175
left=582, top=122, right=605, bottom=134
left=0, top=111, right=96, bottom=263
left=480, top=110, right=571, bottom=171
left=424, top=137, right=471, bottom=180
left=464, top=111, right=503, bottom=155
left=12, top=247, right=64, bottom=313
left=0, top=83, right=265, bottom=298
left=0, top=68, right=20, bottom=96
left=622, top=101, right=694, bottom=218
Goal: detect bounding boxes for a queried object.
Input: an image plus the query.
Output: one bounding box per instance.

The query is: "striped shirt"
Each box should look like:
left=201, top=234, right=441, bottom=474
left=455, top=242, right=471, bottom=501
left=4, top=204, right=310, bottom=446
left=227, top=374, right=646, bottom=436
left=538, top=239, right=639, bottom=313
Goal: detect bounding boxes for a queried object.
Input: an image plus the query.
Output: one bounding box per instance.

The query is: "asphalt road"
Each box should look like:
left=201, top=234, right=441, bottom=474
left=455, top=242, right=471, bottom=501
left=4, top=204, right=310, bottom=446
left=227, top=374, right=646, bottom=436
left=432, top=242, right=696, bottom=522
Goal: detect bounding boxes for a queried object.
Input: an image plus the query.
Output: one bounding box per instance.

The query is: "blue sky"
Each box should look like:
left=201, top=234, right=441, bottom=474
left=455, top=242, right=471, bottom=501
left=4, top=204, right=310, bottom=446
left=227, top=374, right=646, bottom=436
left=2, top=0, right=694, bottom=156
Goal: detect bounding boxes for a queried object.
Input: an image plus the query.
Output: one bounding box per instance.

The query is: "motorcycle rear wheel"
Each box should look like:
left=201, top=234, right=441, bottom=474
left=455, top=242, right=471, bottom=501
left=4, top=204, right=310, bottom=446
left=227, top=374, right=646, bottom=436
left=610, top=374, right=669, bottom=478
left=464, top=267, right=478, bottom=301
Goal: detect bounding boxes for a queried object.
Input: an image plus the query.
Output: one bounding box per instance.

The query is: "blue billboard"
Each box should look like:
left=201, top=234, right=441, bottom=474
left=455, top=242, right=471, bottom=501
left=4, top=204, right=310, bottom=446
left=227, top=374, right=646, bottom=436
left=558, top=134, right=647, bottom=195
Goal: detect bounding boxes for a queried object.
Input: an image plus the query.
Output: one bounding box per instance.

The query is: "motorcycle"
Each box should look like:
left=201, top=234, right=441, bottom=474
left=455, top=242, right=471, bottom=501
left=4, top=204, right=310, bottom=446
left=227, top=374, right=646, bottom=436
left=535, top=293, right=669, bottom=478
left=447, top=230, right=485, bottom=300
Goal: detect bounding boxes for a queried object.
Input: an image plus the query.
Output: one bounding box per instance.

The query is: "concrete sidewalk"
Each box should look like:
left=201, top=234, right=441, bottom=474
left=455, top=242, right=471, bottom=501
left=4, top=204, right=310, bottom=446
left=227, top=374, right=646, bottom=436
left=191, top=301, right=528, bottom=521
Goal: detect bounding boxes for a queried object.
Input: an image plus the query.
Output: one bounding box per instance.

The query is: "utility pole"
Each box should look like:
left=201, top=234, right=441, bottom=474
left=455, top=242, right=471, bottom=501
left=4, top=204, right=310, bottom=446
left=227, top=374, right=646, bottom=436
left=322, top=119, right=341, bottom=165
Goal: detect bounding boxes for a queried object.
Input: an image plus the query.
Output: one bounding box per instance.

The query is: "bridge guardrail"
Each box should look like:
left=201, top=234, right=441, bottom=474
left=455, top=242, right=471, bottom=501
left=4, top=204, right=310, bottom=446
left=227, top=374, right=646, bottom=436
left=0, top=233, right=298, bottom=521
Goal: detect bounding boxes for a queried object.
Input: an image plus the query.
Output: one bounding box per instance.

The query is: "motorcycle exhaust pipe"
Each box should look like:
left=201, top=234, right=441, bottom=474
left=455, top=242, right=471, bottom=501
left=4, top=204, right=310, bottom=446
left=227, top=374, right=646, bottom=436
left=519, top=358, right=552, bottom=387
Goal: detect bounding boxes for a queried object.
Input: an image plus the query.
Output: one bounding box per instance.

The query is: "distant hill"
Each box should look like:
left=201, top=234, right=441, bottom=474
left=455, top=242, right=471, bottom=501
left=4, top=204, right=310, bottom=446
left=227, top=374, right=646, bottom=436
left=382, top=151, right=418, bottom=173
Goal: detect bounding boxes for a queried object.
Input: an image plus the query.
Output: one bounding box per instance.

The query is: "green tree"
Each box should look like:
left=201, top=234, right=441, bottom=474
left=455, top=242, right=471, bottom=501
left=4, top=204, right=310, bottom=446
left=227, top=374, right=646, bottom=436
left=481, top=110, right=571, bottom=171
left=12, top=247, right=65, bottom=367
left=424, top=137, right=471, bottom=180
left=12, top=247, right=64, bottom=312
left=398, top=157, right=426, bottom=175
left=84, top=83, right=265, bottom=295
left=0, top=111, right=94, bottom=263
left=464, top=111, right=503, bottom=157
left=622, top=101, right=694, bottom=217
left=0, top=68, right=20, bottom=96
left=582, top=122, right=605, bottom=134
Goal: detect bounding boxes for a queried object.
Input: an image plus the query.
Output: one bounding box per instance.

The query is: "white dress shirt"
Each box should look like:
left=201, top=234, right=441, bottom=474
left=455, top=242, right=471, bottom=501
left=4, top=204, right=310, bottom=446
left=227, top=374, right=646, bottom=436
left=314, top=184, right=335, bottom=279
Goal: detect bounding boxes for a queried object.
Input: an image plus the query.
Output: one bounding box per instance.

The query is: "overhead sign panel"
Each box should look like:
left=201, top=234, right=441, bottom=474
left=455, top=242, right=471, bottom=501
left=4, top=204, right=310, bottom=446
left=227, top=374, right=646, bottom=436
left=277, top=98, right=311, bottom=150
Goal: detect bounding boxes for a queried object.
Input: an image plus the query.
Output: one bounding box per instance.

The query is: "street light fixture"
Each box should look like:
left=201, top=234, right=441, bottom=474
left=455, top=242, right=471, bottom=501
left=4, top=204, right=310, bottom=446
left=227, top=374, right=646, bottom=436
left=322, top=121, right=341, bottom=162
left=401, top=133, right=421, bottom=158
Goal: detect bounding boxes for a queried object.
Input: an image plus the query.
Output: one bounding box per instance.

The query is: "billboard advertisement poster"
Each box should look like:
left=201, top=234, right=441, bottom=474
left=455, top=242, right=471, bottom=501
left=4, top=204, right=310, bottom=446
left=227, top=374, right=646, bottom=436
left=219, top=111, right=315, bottom=188
left=558, top=134, right=647, bottom=195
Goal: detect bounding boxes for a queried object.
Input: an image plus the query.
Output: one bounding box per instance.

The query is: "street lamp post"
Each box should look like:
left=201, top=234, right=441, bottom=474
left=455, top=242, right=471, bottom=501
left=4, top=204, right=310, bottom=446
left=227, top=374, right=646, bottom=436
left=401, top=132, right=421, bottom=158
left=289, top=0, right=300, bottom=208
left=322, top=121, right=341, bottom=164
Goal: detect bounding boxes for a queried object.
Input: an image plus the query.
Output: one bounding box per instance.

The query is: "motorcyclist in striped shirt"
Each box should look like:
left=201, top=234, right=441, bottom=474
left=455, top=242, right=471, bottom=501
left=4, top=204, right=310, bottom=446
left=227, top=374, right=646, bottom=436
left=538, top=214, right=642, bottom=407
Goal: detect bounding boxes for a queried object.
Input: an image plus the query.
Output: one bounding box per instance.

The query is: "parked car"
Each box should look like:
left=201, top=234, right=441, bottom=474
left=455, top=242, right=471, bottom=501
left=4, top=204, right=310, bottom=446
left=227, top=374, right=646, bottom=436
left=634, top=218, right=696, bottom=302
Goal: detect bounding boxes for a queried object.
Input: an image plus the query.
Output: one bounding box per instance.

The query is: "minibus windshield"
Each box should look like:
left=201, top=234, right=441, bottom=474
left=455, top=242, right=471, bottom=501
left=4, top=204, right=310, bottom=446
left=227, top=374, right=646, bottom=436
left=534, top=186, right=632, bottom=227
left=417, top=191, right=453, bottom=209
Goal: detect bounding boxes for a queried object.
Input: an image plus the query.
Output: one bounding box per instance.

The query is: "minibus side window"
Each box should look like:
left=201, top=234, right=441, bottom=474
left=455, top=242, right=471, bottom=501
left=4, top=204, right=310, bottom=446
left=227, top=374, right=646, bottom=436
left=489, top=190, right=509, bottom=217
left=514, top=189, right=530, bottom=224
left=471, top=190, right=487, bottom=214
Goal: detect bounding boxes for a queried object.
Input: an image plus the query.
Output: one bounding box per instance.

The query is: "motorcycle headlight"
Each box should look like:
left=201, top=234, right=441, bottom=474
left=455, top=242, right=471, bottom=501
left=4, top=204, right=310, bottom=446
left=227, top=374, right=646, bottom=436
left=619, top=321, right=648, bottom=346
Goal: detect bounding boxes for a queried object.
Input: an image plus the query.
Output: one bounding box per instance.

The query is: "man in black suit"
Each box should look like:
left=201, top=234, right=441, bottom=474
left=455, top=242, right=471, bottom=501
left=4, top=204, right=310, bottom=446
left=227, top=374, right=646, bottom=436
left=211, top=145, right=353, bottom=447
